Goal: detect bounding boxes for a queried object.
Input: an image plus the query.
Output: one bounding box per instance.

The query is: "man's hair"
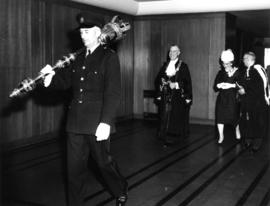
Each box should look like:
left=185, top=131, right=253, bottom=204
left=244, top=51, right=256, bottom=61
left=170, top=45, right=180, bottom=52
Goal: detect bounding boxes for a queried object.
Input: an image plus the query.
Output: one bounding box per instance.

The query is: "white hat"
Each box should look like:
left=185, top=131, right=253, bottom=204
left=221, top=49, right=234, bottom=63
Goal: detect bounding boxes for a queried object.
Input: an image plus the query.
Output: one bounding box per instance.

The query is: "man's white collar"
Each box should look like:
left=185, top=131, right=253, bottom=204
left=87, top=43, right=100, bottom=54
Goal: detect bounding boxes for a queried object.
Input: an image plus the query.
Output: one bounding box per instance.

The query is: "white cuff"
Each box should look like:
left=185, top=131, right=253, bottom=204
left=43, top=74, right=54, bottom=87
left=95, top=123, right=111, bottom=141
left=175, top=82, right=180, bottom=89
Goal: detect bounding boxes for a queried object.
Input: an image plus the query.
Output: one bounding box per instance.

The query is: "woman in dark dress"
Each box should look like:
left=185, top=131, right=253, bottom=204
left=214, top=49, right=241, bottom=144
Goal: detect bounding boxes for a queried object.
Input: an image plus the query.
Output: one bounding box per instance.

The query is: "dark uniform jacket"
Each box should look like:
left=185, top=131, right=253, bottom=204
left=50, top=46, right=121, bottom=134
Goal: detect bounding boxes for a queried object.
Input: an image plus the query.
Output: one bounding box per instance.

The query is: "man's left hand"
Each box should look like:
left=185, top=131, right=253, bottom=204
left=185, top=99, right=192, bottom=104
left=95, top=123, right=111, bottom=141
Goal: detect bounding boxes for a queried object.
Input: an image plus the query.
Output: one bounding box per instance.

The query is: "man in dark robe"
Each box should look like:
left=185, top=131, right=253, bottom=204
left=155, top=45, right=192, bottom=146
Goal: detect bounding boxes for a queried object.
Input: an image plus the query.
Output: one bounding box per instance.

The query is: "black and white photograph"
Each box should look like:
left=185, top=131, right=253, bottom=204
left=1, top=0, right=270, bottom=205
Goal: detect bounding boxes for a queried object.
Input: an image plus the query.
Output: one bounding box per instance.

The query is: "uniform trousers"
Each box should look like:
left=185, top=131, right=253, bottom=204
left=67, top=133, right=127, bottom=206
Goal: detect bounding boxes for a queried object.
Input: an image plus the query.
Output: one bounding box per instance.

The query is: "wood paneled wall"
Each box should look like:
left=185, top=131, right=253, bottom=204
left=0, top=0, right=134, bottom=143
left=133, top=14, right=226, bottom=122
left=0, top=0, right=230, bottom=145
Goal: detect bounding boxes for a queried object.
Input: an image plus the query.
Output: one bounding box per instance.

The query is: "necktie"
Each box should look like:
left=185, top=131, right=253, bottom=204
left=86, top=49, right=91, bottom=57
left=246, top=68, right=250, bottom=78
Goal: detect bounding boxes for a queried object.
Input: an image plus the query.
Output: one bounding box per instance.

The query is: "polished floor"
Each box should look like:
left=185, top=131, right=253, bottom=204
left=3, top=120, right=270, bottom=206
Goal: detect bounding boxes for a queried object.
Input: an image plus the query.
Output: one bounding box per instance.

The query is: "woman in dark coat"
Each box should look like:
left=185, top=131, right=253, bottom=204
left=214, top=49, right=241, bottom=144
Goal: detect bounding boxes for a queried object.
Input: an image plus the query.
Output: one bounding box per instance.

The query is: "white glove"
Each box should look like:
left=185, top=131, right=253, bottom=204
left=185, top=99, right=191, bottom=104
left=216, top=82, right=224, bottom=89
left=40, top=64, right=55, bottom=87
left=95, top=123, right=111, bottom=141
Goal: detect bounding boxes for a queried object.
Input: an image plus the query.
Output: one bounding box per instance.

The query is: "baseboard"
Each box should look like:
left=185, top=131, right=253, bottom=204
left=190, top=117, right=215, bottom=125
left=2, top=115, right=134, bottom=173
left=2, top=131, right=64, bottom=173
left=2, top=115, right=214, bottom=173
left=135, top=112, right=215, bottom=126
left=116, top=114, right=134, bottom=122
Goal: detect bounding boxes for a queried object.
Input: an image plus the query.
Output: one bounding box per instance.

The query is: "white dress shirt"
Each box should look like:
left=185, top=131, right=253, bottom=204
left=165, top=59, right=178, bottom=77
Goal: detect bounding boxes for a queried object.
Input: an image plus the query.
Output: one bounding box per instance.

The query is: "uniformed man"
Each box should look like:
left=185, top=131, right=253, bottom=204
left=40, top=13, right=128, bottom=206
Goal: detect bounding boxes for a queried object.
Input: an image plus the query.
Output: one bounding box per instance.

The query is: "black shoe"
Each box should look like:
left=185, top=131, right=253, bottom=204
left=236, top=138, right=242, bottom=144
left=156, top=135, right=164, bottom=141
left=163, top=140, right=175, bottom=147
left=156, top=131, right=166, bottom=141
left=116, top=195, right=127, bottom=206
left=251, top=146, right=260, bottom=154
left=243, top=141, right=251, bottom=149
